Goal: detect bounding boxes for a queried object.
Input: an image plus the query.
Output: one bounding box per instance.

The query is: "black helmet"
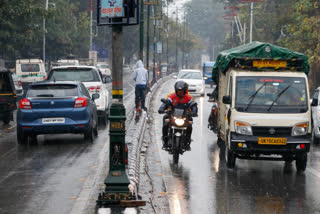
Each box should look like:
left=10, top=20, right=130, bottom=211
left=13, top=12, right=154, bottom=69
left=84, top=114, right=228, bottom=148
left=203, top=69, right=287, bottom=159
left=175, top=81, right=188, bottom=97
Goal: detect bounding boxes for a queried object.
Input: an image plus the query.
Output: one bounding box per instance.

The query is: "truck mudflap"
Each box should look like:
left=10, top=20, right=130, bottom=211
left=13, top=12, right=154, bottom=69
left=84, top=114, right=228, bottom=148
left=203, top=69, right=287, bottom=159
left=229, top=132, right=311, bottom=159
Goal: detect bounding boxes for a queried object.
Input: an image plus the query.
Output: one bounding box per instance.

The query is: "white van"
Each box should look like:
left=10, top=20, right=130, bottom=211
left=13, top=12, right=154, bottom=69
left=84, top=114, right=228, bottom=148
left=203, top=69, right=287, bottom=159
left=15, top=59, right=46, bottom=89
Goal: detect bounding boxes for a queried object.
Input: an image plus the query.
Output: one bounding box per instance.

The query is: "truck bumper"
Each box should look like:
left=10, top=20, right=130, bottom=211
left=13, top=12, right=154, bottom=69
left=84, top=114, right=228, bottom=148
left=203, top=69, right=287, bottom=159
left=229, top=132, right=311, bottom=160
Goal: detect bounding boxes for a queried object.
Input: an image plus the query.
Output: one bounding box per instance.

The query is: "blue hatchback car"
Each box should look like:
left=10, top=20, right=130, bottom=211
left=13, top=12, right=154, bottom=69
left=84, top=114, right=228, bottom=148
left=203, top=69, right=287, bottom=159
left=17, top=81, right=99, bottom=144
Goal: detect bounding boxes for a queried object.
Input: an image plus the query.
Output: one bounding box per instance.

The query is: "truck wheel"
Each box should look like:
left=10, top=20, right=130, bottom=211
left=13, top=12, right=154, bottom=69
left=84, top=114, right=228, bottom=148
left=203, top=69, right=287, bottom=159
left=296, top=152, right=307, bottom=172
left=226, top=147, right=236, bottom=168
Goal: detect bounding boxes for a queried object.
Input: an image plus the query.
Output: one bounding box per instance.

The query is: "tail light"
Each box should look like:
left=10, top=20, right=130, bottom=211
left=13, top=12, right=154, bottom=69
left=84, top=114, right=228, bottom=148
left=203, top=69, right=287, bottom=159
left=74, top=97, right=87, bottom=108
left=18, top=81, right=22, bottom=87
left=88, top=86, right=102, bottom=92
left=19, top=98, right=32, bottom=109
left=89, top=86, right=95, bottom=92
left=43, top=76, right=46, bottom=80
left=125, top=144, right=128, bottom=165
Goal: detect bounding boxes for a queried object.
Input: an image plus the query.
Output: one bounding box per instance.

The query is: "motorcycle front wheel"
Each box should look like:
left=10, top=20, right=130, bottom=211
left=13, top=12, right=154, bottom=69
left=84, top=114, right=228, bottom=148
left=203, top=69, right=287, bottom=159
left=173, top=136, right=180, bottom=164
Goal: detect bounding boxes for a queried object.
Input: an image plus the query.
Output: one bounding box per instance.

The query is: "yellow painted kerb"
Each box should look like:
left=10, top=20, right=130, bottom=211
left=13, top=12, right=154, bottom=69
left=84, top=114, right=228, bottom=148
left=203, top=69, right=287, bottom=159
left=112, top=90, right=123, bottom=95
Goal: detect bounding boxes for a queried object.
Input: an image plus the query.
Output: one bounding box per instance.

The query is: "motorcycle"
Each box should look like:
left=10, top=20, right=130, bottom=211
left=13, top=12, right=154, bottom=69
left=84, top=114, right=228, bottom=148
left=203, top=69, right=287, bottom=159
left=160, top=98, right=197, bottom=164
left=207, top=96, right=218, bottom=134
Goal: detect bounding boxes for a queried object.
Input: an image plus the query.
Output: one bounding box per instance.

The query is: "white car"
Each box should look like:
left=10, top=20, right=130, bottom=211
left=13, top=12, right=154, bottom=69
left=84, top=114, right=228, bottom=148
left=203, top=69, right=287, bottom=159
left=175, top=69, right=207, bottom=96
left=47, top=66, right=110, bottom=125
left=12, top=74, right=23, bottom=98
left=97, top=63, right=111, bottom=76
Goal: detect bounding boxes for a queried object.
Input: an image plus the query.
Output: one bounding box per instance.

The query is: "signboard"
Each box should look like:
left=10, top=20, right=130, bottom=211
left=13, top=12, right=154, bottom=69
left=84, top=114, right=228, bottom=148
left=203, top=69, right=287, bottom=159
left=157, top=42, right=162, bottom=54
left=101, top=0, right=124, bottom=18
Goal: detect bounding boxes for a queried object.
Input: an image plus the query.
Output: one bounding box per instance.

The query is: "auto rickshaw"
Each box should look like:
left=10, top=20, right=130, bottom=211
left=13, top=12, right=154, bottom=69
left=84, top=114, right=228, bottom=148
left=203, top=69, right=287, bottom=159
left=0, top=67, right=17, bottom=124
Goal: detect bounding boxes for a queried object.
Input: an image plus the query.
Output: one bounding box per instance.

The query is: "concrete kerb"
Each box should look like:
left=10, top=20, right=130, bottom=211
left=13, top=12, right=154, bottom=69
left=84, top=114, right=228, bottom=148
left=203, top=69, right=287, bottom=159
left=126, top=74, right=174, bottom=197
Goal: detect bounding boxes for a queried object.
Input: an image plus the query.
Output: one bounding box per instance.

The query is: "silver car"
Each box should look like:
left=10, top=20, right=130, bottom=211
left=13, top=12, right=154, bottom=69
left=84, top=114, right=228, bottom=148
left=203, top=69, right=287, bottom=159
left=12, top=73, right=23, bottom=97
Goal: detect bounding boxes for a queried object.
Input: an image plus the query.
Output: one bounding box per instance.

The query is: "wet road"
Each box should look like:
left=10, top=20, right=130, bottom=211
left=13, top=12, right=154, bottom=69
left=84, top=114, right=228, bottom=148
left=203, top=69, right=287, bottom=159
left=149, top=79, right=320, bottom=214
left=0, top=70, right=136, bottom=214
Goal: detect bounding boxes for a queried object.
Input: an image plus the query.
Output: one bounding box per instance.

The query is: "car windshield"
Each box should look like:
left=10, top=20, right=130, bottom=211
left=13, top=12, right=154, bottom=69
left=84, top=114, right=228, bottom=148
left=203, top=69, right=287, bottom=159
left=27, top=84, right=78, bottom=97
left=178, top=71, right=202, bottom=79
left=0, top=73, right=13, bottom=93
left=49, top=69, right=100, bottom=82
left=21, top=64, right=40, bottom=72
left=235, top=76, right=308, bottom=113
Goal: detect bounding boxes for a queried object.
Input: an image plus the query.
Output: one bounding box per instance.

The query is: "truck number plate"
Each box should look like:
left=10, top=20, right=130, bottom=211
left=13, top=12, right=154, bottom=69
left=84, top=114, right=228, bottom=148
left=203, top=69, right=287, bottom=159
left=258, top=137, right=287, bottom=145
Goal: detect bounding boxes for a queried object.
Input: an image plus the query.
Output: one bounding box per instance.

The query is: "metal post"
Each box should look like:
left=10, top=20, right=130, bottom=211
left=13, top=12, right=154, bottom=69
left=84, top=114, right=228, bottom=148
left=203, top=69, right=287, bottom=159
left=175, top=7, right=178, bottom=71
left=146, top=5, right=150, bottom=72
left=153, top=18, right=156, bottom=82
left=43, top=0, right=48, bottom=65
left=158, top=26, right=162, bottom=78
left=103, top=25, right=131, bottom=198
left=139, top=0, right=144, bottom=61
left=166, top=0, right=169, bottom=69
left=90, top=0, right=93, bottom=51
left=250, top=2, right=253, bottom=43
left=182, top=10, right=186, bottom=69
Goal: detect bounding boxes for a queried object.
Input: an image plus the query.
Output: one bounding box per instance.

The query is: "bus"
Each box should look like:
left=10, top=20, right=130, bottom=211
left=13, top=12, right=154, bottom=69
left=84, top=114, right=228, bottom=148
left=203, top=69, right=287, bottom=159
left=203, top=61, right=215, bottom=87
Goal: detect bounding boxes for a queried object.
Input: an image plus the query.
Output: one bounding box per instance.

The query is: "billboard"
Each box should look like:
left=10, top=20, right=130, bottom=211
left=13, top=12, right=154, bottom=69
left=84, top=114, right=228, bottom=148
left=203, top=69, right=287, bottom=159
left=101, top=0, right=124, bottom=18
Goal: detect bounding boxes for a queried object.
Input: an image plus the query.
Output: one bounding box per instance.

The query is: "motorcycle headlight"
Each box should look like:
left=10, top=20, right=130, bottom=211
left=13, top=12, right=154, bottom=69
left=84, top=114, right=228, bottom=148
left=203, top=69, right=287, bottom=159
left=292, top=122, right=308, bottom=136
left=175, top=118, right=185, bottom=126
left=235, top=121, right=252, bottom=135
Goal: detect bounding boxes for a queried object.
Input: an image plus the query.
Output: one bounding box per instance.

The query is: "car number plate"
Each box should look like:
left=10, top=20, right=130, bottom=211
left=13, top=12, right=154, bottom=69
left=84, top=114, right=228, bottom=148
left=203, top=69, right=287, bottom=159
left=42, top=118, right=65, bottom=124
left=258, top=137, right=287, bottom=145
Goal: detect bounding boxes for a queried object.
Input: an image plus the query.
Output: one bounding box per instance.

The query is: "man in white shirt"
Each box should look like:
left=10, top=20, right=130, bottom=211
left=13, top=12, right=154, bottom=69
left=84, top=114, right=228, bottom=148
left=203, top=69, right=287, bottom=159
left=133, top=60, right=149, bottom=111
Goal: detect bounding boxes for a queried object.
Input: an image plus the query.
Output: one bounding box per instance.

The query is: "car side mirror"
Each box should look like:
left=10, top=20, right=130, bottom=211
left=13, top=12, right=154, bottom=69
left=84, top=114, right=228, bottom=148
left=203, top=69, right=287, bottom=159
left=311, top=99, right=318, bottom=106
left=207, top=93, right=211, bottom=97
left=92, top=93, right=100, bottom=101
left=203, top=76, right=208, bottom=80
left=173, top=75, right=177, bottom=79
left=223, top=95, right=231, bottom=105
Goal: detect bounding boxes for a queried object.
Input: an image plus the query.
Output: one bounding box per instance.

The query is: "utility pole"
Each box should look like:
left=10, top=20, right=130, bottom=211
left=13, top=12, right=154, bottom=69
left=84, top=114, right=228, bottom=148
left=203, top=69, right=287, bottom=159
left=175, top=6, right=178, bottom=71
left=146, top=5, right=150, bottom=72
left=153, top=17, right=156, bottom=82
left=43, top=0, right=48, bottom=65
left=182, top=10, right=186, bottom=69
left=250, top=2, right=253, bottom=43
left=90, top=0, right=93, bottom=50
left=139, top=0, right=144, bottom=60
left=166, top=0, right=169, bottom=68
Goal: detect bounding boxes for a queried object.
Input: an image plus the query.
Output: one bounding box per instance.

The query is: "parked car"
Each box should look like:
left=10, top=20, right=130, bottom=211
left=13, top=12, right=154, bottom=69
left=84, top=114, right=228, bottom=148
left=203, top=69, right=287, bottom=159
left=174, top=69, right=207, bottom=96
left=311, top=87, right=320, bottom=144
left=97, top=63, right=111, bottom=76
left=47, top=66, right=109, bottom=124
left=12, top=73, right=23, bottom=98
left=0, top=68, right=17, bottom=124
left=15, top=59, right=47, bottom=89
left=17, top=81, right=99, bottom=144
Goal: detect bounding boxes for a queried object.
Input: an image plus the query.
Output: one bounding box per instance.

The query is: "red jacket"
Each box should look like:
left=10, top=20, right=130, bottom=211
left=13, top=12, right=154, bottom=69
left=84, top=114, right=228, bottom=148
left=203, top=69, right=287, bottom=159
left=167, top=92, right=193, bottom=107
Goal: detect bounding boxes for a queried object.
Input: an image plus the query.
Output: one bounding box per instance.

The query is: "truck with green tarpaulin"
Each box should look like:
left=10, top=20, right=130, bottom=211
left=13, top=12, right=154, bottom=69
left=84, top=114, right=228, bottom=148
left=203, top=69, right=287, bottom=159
left=213, top=41, right=311, bottom=171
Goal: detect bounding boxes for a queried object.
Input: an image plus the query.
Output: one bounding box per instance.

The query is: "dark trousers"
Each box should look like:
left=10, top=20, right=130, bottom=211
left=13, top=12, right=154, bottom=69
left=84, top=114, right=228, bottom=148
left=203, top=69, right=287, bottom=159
left=135, top=85, right=146, bottom=108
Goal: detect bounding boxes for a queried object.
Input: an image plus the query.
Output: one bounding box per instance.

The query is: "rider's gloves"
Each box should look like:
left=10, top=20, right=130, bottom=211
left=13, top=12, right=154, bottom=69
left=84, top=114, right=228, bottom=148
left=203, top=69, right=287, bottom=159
left=158, top=108, right=165, bottom=114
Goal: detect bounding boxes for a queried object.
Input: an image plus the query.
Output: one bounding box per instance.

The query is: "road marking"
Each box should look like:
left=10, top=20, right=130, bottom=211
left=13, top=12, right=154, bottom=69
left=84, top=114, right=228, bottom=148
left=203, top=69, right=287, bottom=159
left=306, top=167, right=320, bottom=179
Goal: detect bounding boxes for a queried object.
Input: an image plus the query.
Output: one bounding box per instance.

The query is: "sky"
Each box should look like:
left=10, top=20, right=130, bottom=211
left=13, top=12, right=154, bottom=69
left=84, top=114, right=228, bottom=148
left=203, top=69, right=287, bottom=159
left=167, top=0, right=191, bottom=20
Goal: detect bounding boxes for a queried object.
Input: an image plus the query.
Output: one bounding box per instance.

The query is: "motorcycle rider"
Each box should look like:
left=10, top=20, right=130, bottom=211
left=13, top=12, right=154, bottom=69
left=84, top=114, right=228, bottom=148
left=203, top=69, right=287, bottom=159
left=158, top=81, right=198, bottom=150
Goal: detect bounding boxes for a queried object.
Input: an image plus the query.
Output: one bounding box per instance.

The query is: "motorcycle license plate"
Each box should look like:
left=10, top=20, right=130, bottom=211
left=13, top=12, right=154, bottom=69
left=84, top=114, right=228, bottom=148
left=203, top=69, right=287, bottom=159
left=258, top=137, right=287, bottom=145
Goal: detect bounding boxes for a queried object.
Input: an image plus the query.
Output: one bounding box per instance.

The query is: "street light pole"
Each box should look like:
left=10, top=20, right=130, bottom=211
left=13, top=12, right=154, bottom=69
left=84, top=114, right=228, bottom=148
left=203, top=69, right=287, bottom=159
left=250, top=2, right=253, bottom=43
left=146, top=5, right=150, bottom=71
left=182, top=10, right=186, bottom=69
left=90, top=0, right=93, bottom=51
left=175, top=6, right=178, bottom=71
left=139, top=0, right=144, bottom=61
left=166, top=0, right=169, bottom=67
left=43, top=0, right=48, bottom=65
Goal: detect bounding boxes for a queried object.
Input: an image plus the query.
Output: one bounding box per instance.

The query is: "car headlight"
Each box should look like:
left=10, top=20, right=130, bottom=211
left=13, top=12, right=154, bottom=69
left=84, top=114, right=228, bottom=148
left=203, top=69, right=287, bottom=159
left=174, top=118, right=185, bottom=126
left=235, top=121, right=252, bottom=135
left=292, top=122, right=308, bottom=136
